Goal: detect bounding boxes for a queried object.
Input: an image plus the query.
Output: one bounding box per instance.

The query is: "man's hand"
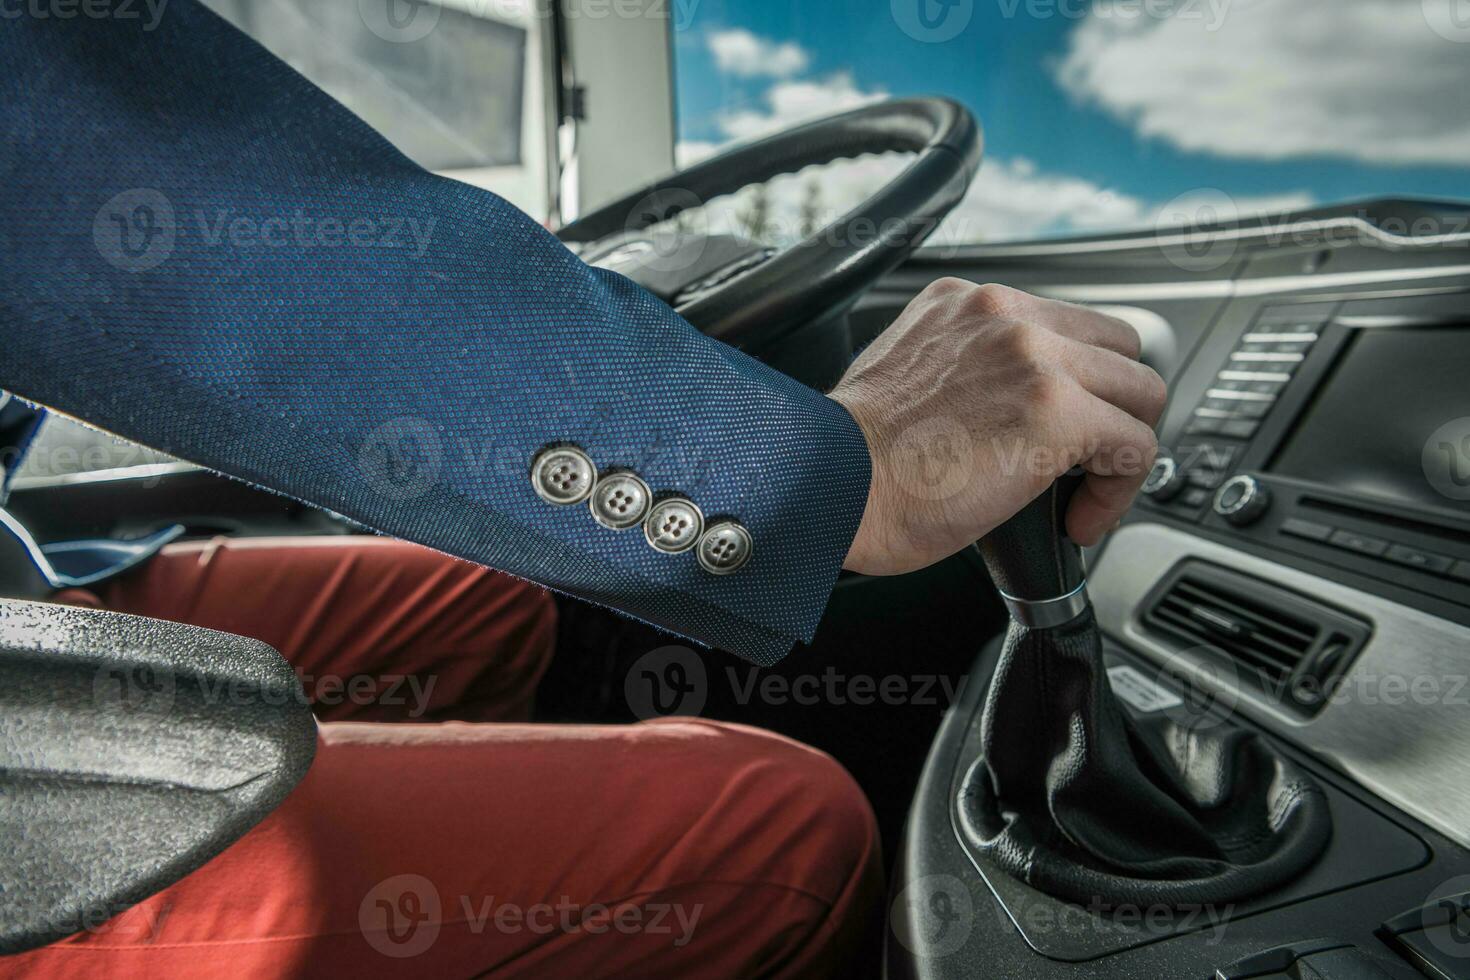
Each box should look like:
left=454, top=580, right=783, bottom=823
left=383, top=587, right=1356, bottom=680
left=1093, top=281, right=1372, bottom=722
left=830, top=279, right=1166, bottom=576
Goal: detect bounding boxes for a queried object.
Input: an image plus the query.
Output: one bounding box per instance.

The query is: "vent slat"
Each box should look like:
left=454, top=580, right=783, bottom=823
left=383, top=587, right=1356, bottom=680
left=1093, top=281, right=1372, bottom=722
left=1243, top=631, right=1309, bottom=667
left=1173, top=581, right=1316, bottom=644
left=1152, top=610, right=1285, bottom=678
left=1174, top=579, right=1314, bottom=636
left=1147, top=575, right=1324, bottom=686
left=1155, top=601, right=1306, bottom=668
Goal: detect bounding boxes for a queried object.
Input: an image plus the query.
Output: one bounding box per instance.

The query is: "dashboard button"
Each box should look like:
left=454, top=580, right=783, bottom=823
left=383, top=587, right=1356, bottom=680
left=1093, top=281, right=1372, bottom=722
left=1328, top=529, right=1389, bottom=557
left=1200, top=398, right=1245, bottom=417
left=1280, top=518, right=1334, bottom=542
left=1235, top=399, right=1273, bottom=419
left=1185, top=417, right=1225, bottom=436
left=1385, top=544, right=1453, bottom=574
left=1218, top=369, right=1292, bottom=384
left=1219, top=419, right=1261, bottom=439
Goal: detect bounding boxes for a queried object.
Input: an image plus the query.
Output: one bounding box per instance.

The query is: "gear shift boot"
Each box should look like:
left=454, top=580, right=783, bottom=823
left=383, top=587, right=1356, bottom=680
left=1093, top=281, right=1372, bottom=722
left=966, top=474, right=1332, bottom=907
left=956, top=609, right=1333, bottom=907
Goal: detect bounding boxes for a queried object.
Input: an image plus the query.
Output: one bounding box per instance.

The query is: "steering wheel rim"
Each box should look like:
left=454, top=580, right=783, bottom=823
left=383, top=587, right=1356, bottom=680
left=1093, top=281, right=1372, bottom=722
left=557, top=97, right=982, bottom=350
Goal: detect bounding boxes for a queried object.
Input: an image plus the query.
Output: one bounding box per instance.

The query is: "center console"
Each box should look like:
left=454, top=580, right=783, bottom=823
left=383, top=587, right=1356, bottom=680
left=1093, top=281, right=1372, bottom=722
left=890, top=250, right=1470, bottom=979
left=1144, top=290, right=1470, bottom=625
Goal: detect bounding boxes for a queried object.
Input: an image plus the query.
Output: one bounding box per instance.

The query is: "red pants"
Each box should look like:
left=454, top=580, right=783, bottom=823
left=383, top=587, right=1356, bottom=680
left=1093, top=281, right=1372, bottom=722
left=14, top=537, right=881, bottom=979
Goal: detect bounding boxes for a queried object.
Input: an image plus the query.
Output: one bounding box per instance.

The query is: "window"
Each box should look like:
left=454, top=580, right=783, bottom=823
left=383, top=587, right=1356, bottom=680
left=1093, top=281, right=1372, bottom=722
left=671, top=0, right=1470, bottom=245
left=205, top=0, right=553, bottom=219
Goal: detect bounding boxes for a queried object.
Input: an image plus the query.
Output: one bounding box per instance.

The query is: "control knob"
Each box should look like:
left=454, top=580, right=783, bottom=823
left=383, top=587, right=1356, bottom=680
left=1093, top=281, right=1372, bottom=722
left=1213, top=474, right=1271, bottom=526
left=1141, top=455, right=1186, bottom=501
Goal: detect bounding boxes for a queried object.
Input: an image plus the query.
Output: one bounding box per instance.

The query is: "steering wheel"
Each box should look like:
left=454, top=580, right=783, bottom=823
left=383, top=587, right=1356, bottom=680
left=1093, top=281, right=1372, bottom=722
left=557, top=98, right=981, bottom=352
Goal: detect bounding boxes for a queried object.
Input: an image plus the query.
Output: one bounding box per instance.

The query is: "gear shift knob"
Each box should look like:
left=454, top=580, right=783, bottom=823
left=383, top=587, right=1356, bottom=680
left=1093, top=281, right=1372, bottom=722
left=976, top=469, right=1089, bottom=628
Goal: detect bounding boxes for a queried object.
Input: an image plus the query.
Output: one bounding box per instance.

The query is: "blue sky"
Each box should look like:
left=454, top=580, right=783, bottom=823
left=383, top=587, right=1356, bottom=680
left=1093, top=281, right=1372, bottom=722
left=670, top=0, right=1470, bottom=241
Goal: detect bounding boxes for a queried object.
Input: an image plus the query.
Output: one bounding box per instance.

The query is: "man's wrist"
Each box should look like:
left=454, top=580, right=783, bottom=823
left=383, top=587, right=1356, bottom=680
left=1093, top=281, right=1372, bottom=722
left=828, top=386, right=887, bottom=575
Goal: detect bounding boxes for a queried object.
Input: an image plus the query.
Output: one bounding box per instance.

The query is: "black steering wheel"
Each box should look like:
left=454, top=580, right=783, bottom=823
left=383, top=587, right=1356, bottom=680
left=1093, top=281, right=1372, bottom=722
left=557, top=98, right=981, bottom=352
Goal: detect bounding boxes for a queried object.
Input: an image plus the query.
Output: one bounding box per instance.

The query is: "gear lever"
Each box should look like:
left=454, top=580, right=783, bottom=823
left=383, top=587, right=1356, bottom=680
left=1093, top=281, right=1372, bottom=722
left=961, top=474, right=1333, bottom=908
left=975, top=470, right=1088, bottom=629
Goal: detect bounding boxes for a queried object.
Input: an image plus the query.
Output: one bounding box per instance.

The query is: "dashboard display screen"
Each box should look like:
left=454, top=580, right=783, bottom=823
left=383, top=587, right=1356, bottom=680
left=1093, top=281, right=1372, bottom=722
left=1271, top=328, right=1470, bottom=516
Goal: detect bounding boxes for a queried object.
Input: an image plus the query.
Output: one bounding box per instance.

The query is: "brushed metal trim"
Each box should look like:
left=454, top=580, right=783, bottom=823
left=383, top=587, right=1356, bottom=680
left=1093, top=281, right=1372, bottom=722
left=1091, top=522, right=1470, bottom=848
left=1233, top=263, right=1470, bottom=298
left=998, top=580, right=1089, bottom=629
left=1036, top=263, right=1470, bottom=304
left=917, top=212, right=1470, bottom=260
left=1039, top=281, right=1234, bottom=302
left=1334, top=313, right=1470, bottom=329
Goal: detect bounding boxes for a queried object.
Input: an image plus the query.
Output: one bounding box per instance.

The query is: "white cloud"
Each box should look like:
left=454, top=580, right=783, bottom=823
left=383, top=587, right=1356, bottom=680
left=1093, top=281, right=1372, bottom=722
left=934, top=157, right=1149, bottom=243
left=674, top=140, right=721, bottom=168
left=716, top=73, right=887, bottom=142
left=706, top=28, right=810, bottom=79
left=1055, top=0, right=1470, bottom=165
left=934, top=162, right=1315, bottom=244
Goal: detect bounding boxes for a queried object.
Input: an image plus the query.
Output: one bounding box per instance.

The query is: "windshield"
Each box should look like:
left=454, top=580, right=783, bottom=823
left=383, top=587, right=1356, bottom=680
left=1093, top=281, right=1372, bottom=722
left=672, top=0, right=1470, bottom=246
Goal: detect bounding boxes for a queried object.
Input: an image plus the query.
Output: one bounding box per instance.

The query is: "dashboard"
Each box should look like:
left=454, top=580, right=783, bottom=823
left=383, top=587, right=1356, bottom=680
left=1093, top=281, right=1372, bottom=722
left=882, top=201, right=1470, bottom=980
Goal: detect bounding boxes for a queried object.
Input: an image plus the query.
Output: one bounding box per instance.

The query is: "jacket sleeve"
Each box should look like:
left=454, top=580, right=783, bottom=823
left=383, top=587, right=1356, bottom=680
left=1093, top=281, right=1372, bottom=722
left=0, top=2, right=873, bottom=665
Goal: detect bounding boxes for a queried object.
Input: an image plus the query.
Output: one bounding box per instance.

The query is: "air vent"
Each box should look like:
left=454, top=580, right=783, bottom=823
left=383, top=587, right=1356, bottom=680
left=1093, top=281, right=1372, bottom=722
left=1142, top=561, right=1371, bottom=715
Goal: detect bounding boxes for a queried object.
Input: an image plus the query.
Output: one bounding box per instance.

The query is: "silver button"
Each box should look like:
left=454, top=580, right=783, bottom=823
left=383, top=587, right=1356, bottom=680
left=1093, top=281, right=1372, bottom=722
left=530, top=446, right=595, bottom=505
left=697, top=521, right=753, bottom=575
left=643, top=497, right=704, bottom=554
left=589, top=471, right=651, bottom=530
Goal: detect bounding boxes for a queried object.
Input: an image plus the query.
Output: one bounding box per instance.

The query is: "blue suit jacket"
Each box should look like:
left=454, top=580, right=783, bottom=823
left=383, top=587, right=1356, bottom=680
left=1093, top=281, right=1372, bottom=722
left=0, top=1, right=872, bottom=663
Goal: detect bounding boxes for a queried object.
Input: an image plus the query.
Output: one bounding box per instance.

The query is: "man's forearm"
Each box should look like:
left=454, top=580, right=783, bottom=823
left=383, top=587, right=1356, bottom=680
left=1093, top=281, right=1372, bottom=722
left=0, top=2, right=872, bottom=663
